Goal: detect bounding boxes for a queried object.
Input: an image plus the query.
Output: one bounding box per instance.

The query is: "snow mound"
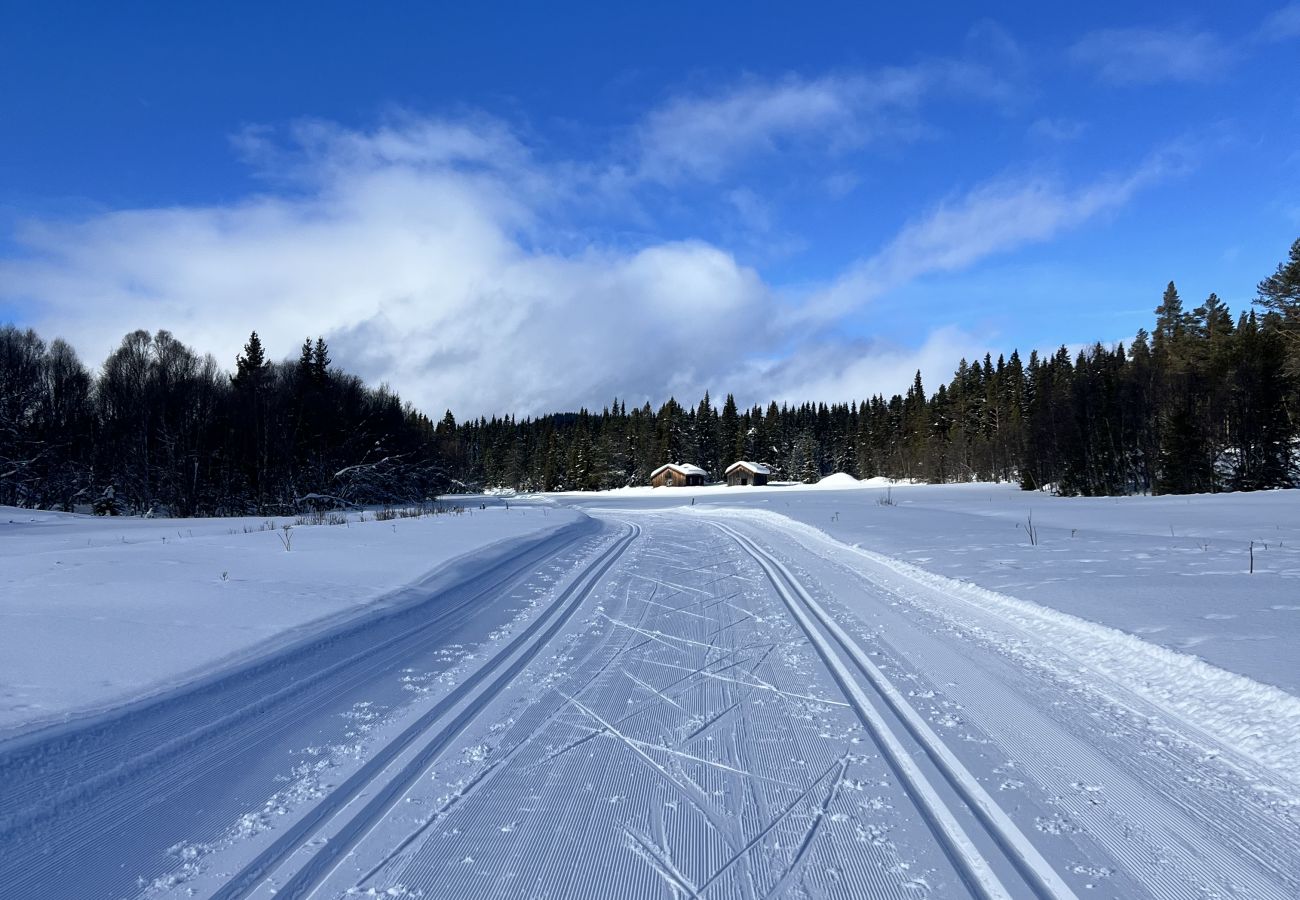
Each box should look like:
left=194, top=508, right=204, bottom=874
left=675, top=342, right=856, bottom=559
left=813, top=472, right=861, bottom=488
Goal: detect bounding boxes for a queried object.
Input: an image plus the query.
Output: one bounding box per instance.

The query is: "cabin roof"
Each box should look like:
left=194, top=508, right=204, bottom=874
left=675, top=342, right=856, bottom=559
left=725, top=461, right=771, bottom=475
left=650, top=463, right=708, bottom=478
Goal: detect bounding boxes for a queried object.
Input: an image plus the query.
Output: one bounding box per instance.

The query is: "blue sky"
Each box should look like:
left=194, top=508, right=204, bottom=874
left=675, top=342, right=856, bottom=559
left=2, top=1, right=1298, bottom=415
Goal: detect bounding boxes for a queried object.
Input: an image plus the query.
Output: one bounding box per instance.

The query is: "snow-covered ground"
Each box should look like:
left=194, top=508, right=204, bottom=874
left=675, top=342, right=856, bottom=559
left=2, top=482, right=1298, bottom=899
left=559, top=479, right=1300, bottom=695
left=0, top=504, right=584, bottom=734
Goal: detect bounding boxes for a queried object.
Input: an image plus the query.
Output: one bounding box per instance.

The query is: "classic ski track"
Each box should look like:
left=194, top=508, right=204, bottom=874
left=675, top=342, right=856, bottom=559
left=335, top=516, right=887, bottom=899
left=716, top=509, right=1300, bottom=897
left=214, top=521, right=641, bottom=900
left=350, top=605, right=646, bottom=891
left=333, top=511, right=1128, bottom=899
left=0, top=520, right=605, bottom=896
left=712, top=520, right=1079, bottom=900
left=19, top=508, right=1288, bottom=899
left=0, top=520, right=596, bottom=830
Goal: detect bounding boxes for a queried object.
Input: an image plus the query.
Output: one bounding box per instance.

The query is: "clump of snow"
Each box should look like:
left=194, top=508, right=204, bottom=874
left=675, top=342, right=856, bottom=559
left=813, top=472, right=860, bottom=488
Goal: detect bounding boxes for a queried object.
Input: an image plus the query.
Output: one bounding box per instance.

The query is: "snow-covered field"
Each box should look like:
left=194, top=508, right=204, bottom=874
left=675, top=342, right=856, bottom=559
left=2, top=482, right=1298, bottom=899
left=560, top=479, right=1300, bottom=695
left=0, top=504, right=584, bottom=734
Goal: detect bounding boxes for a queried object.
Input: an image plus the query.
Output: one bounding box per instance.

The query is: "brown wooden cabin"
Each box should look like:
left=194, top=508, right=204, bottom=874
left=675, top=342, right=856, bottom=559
left=650, top=463, right=708, bottom=487
left=725, top=461, right=770, bottom=486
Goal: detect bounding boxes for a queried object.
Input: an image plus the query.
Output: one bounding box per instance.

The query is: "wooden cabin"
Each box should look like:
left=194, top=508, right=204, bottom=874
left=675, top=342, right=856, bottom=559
left=650, top=463, right=708, bottom=487
left=725, top=461, right=770, bottom=486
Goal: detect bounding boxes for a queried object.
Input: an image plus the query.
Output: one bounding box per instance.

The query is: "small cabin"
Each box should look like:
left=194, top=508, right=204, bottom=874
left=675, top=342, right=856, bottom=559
left=725, top=461, right=770, bottom=487
left=651, top=463, right=708, bottom=488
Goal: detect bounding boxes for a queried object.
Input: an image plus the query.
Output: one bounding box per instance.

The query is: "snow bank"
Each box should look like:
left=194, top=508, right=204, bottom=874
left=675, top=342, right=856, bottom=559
left=0, top=504, right=585, bottom=734
left=813, top=472, right=859, bottom=488
left=693, top=506, right=1300, bottom=787
left=806, top=472, right=908, bottom=489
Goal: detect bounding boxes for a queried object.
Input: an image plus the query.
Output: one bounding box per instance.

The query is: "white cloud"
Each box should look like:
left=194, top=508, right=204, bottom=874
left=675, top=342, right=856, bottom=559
left=798, top=148, right=1185, bottom=325
left=2, top=119, right=784, bottom=416
left=1, top=112, right=1176, bottom=416
left=634, top=73, right=909, bottom=183
left=740, top=327, right=993, bottom=407
left=633, top=60, right=1015, bottom=183
left=1070, top=26, right=1233, bottom=84
left=1259, top=3, right=1300, bottom=41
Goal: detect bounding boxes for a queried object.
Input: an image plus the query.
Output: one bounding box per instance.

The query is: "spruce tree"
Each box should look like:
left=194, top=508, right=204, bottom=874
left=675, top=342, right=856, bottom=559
left=232, top=331, right=268, bottom=389
left=1255, top=237, right=1300, bottom=322
left=312, top=337, right=331, bottom=383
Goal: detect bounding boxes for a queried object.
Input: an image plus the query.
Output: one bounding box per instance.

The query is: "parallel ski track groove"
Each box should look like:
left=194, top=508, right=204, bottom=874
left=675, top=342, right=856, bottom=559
left=0, top=521, right=597, bottom=834
left=213, top=521, right=640, bottom=900
left=0, top=523, right=605, bottom=896
left=714, top=520, right=1079, bottom=900
left=351, top=571, right=660, bottom=891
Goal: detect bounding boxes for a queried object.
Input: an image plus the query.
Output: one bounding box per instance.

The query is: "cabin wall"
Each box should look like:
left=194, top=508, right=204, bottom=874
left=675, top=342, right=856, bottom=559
left=726, top=467, right=769, bottom=486
left=653, top=469, right=707, bottom=487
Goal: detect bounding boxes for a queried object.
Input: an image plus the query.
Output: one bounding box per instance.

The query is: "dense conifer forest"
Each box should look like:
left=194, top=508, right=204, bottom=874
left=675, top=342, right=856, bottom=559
left=3, top=239, right=1298, bottom=514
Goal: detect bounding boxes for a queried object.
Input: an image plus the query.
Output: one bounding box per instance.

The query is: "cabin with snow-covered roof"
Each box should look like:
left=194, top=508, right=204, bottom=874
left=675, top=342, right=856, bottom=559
left=725, top=461, right=770, bottom=486
left=650, top=463, right=708, bottom=488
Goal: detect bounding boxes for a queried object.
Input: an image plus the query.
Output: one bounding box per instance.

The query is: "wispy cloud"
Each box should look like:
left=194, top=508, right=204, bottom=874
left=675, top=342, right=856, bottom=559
left=1258, top=3, right=1300, bottom=41
left=739, top=326, right=993, bottom=407
left=633, top=72, right=919, bottom=183
left=1070, top=26, right=1233, bottom=85
left=799, top=146, right=1190, bottom=324
left=1028, top=117, right=1087, bottom=142
left=632, top=58, right=1016, bottom=184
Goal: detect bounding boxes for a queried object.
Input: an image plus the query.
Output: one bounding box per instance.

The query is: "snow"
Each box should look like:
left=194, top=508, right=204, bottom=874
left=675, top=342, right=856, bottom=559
left=649, top=462, right=709, bottom=478
left=812, top=471, right=859, bottom=487
left=4, top=492, right=1300, bottom=898
left=724, top=460, right=771, bottom=475
left=701, top=506, right=1300, bottom=786
left=564, top=481, right=1300, bottom=696
left=718, top=521, right=1076, bottom=900
left=0, top=504, right=584, bottom=735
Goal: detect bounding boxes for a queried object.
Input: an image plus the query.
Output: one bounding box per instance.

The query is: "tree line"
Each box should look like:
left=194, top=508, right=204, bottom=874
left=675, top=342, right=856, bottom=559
left=447, top=239, right=1300, bottom=495
left=2, top=238, right=1298, bottom=513
left=0, top=329, right=446, bottom=515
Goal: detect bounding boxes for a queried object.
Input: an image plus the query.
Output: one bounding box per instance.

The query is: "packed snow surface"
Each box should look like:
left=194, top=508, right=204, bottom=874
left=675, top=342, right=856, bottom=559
left=2, top=483, right=1298, bottom=899
left=565, top=480, right=1300, bottom=694
left=0, top=504, right=583, bottom=733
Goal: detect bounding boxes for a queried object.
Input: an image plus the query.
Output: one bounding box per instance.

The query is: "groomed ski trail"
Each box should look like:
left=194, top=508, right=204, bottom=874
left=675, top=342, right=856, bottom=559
left=713, top=520, right=1077, bottom=900
left=215, top=522, right=641, bottom=899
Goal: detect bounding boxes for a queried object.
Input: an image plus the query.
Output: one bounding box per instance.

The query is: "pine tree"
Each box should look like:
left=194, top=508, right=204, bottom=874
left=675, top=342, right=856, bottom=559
left=1152, top=281, right=1188, bottom=358
left=297, top=338, right=313, bottom=378
left=312, top=338, right=332, bottom=383
left=719, top=393, right=740, bottom=467
left=232, top=331, right=269, bottom=390
left=1256, top=237, right=1300, bottom=377
left=1255, top=237, right=1300, bottom=322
